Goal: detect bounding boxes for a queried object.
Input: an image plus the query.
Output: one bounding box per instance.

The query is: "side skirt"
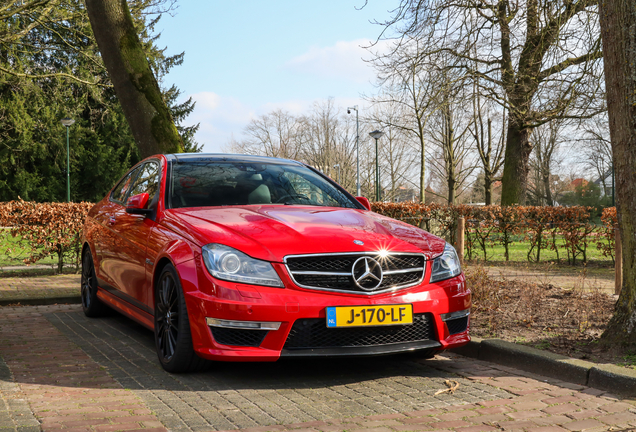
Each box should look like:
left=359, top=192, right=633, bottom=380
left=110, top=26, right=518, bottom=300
left=97, top=288, right=155, bottom=330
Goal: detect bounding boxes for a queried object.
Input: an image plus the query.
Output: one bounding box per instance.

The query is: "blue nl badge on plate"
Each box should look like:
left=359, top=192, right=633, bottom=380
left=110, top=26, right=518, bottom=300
left=326, top=307, right=337, bottom=327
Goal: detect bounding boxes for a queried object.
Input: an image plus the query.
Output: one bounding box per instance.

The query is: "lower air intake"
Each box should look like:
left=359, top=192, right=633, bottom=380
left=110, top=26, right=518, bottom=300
left=283, top=313, right=436, bottom=349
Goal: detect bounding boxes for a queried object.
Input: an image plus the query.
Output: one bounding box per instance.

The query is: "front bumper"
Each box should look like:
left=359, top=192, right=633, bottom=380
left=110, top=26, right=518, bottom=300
left=177, top=259, right=471, bottom=362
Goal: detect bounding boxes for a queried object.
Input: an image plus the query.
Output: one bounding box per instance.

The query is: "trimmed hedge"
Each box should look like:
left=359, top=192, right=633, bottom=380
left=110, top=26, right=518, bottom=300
left=371, top=203, right=617, bottom=265
left=0, top=200, right=93, bottom=272
left=0, top=201, right=617, bottom=271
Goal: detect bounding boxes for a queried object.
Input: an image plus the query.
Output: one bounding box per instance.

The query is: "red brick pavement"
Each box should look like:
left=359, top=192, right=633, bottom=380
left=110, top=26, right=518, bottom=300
left=0, top=304, right=635, bottom=431
left=0, top=305, right=166, bottom=432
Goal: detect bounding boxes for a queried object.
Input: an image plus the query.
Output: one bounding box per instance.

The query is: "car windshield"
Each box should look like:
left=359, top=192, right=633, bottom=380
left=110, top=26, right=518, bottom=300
left=169, top=161, right=360, bottom=209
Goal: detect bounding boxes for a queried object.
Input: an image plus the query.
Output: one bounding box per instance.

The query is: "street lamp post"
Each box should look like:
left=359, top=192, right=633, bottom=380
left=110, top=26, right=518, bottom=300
left=347, top=106, right=360, bottom=196
left=369, top=130, right=385, bottom=202
left=333, top=164, right=341, bottom=184
left=61, top=117, right=75, bottom=202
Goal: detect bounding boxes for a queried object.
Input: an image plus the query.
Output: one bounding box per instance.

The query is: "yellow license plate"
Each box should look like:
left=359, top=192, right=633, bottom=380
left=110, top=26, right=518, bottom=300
left=326, top=304, right=413, bottom=328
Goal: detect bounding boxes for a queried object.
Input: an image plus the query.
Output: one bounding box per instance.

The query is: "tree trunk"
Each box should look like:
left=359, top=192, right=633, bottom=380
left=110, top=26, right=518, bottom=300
left=84, top=0, right=182, bottom=158
left=500, top=116, right=532, bottom=205
left=447, top=177, right=456, bottom=205
left=484, top=172, right=493, bottom=205
left=599, top=0, right=636, bottom=347
left=418, top=128, right=426, bottom=203
left=542, top=170, right=553, bottom=206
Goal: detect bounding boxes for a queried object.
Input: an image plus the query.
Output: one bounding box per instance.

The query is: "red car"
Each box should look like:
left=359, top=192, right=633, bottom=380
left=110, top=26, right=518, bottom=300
left=81, top=154, right=470, bottom=372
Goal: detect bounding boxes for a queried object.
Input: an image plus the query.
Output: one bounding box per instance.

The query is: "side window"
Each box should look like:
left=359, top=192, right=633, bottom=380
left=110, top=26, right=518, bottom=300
left=110, top=168, right=139, bottom=204
left=128, top=162, right=160, bottom=203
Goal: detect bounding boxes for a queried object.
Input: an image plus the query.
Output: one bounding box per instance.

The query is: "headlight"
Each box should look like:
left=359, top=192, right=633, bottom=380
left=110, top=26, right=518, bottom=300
left=430, top=243, right=462, bottom=283
left=202, top=244, right=284, bottom=287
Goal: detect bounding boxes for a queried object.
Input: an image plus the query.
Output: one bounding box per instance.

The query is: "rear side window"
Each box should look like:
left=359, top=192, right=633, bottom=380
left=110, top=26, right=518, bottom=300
left=128, top=162, right=160, bottom=202
left=110, top=169, right=138, bottom=204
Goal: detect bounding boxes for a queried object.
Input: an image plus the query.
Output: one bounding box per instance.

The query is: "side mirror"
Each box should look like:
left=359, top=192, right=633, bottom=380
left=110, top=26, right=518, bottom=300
left=126, top=193, right=152, bottom=215
left=355, top=196, right=371, bottom=211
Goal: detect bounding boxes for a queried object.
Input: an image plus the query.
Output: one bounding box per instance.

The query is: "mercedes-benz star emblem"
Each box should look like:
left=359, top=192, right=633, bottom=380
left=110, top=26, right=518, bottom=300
left=351, top=257, right=383, bottom=291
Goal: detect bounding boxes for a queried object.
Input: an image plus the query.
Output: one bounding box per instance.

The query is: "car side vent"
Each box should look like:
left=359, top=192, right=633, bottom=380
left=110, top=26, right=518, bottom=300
left=445, top=316, right=469, bottom=335
left=210, top=327, right=268, bottom=347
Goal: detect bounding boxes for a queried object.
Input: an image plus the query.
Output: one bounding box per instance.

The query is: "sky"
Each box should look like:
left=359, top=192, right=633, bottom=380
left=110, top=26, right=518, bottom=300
left=158, top=1, right=394, bottom=152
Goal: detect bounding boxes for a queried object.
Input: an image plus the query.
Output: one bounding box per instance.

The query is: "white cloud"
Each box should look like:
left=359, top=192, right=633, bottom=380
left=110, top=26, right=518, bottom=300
left=187, top=92, right=254, bottom=153
left=285, top=39, right=385, bottom=84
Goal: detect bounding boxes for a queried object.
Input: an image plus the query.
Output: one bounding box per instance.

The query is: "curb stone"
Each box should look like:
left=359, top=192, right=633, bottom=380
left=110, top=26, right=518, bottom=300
left=0, top=296, right=81, bottom=306
left=451, top=337, right=636, bottom=398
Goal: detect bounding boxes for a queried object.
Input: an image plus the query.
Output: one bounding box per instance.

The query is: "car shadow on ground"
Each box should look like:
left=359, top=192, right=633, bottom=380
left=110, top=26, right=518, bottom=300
left=42, top=309, right=504, bottom=395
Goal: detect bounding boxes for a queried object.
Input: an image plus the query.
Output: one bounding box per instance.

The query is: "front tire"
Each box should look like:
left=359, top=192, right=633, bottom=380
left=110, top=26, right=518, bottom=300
left=154, top=264, right=208, bottom=373
left=81, top=248, right=106, bottom=317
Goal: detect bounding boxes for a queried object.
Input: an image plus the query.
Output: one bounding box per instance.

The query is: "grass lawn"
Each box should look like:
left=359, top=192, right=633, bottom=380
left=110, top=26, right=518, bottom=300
left=0, top=230, right=58, bottom=268
left=464, top=233, right=613, bottom=266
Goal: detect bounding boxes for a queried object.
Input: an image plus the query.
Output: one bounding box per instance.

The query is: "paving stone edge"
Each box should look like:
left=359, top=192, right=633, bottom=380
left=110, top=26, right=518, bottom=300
left=0, top=296, right=81, bottom=306
left=451, top=337, right=636, bottom=397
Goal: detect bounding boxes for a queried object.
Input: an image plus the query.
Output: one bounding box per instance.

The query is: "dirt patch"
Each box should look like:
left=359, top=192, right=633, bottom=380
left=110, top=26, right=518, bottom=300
left=466, top=265, right=636, bottom=371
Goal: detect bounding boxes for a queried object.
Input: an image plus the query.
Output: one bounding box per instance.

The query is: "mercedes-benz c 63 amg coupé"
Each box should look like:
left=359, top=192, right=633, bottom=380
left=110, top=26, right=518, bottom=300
left=81, top=154, right=470, bottom=372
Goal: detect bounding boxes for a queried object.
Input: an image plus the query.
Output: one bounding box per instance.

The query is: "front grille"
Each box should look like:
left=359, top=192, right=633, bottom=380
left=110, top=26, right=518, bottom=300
left=283, top=313, right=436, bottom=349
left=285, top=253, right=426, bottom=294
left=210, top=327, right=268, bottom=347
left=445, top=316, right=469, bottom=335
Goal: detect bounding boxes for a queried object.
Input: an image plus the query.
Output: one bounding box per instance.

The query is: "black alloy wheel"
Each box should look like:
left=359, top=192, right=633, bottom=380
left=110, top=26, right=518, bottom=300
left=81, top=249, right=105, bottom=317
left=154, top=264, right=208, bottom=373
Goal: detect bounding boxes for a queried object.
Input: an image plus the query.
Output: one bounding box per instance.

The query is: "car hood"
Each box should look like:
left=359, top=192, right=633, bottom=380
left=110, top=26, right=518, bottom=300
left=164, top=205, right=446, bottom=262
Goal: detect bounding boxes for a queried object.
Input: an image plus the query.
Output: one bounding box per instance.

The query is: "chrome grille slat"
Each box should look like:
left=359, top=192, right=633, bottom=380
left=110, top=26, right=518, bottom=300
left=384, top=267, right=425, bottom=275
left=284, top=252, right=426, bottom=295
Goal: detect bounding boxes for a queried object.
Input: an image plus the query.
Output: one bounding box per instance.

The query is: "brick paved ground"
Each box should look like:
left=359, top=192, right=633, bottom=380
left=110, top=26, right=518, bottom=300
left=0, top=304, right=634, bottom=432
left=0, top=275, right=79, bottom=302
left=0, top=305, right=166, bottom=432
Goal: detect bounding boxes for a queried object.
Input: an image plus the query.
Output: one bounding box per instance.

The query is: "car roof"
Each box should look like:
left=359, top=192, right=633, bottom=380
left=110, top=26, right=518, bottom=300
left=165, top=153, right=305, bottom=166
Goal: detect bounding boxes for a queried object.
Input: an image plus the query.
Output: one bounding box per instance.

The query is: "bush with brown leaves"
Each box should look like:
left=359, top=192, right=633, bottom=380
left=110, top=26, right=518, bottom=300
left=371, top=202, right=614, bottom=265
left=0, top=200, right=93, bottom=272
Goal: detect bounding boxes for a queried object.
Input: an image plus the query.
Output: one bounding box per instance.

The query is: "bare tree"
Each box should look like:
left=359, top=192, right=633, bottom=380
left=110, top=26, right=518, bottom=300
left=375, top=0, right=604, bottom=205
left=528, top=119, right=566, bottom=205
left=298, top=100, right=358, bottom=190
left=469, top=84, right=506, bottom=205
left=599, top=0, right=636, bottom=348
left=578, top=114, right=613, bottom=194
left=367, top=102, right=419, bottom=202
left=228, top=101, right=359, bottom=194
left=426, top=73, right=476, bottom=204
left=229, top=110, right=304, bottom=160
left=369, top=37, right=449, bottom=203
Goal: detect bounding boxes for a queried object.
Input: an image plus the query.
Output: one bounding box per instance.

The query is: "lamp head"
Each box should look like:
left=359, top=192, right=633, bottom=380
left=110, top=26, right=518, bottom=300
left=369, top=130, right=385, bottom=140
left=61, top=117, right=75, bottom=127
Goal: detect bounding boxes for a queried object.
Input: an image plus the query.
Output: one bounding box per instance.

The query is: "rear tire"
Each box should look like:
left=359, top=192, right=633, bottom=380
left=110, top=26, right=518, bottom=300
left=81, top=249, right=106, bottom=317
left=154, top=264, right=208, bottom=373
